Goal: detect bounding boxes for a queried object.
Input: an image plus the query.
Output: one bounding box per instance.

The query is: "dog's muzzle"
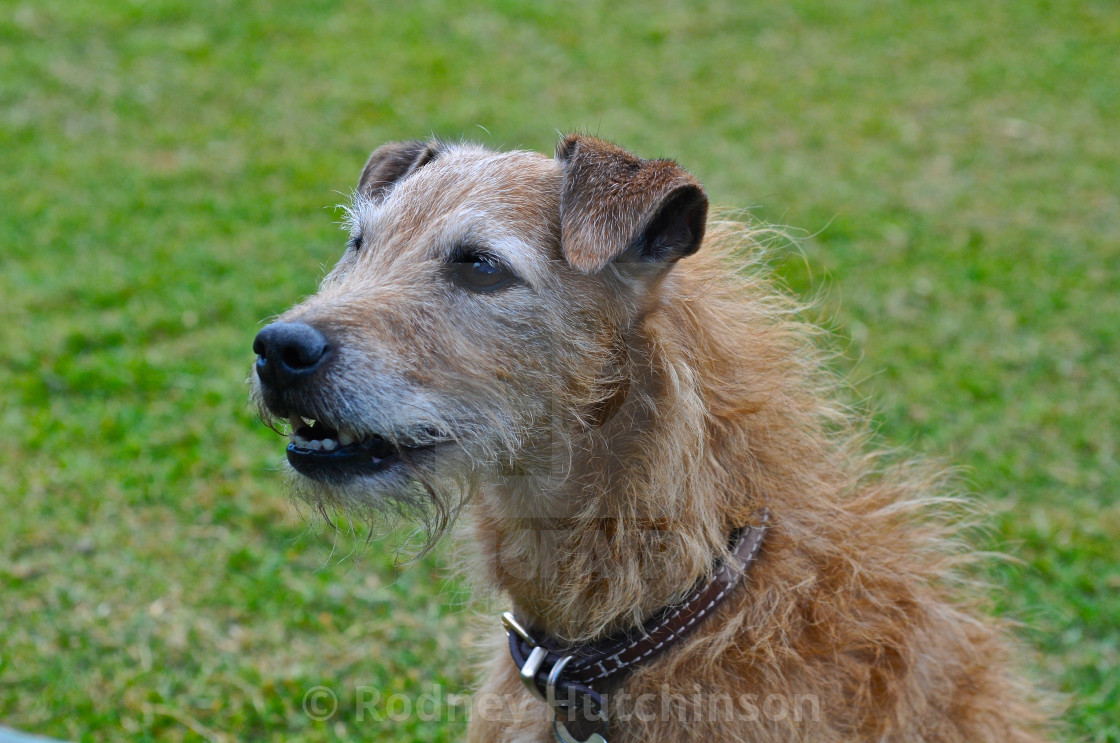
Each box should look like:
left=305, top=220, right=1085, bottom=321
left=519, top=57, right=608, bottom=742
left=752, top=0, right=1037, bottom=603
left=253, top=321, right=439, bottom=481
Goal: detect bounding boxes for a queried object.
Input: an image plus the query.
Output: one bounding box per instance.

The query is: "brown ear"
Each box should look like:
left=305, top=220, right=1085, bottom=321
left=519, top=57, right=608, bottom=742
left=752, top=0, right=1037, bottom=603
left=357, top=140, right=442, bottom=201
left=556, top=134, right=708, bottom=274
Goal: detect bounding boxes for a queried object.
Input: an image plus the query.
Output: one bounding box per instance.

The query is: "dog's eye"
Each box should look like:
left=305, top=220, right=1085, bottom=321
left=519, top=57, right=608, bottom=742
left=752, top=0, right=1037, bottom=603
left=447, top=252, right=519, bottom=292
left=347, top=234, right=363, bottom=252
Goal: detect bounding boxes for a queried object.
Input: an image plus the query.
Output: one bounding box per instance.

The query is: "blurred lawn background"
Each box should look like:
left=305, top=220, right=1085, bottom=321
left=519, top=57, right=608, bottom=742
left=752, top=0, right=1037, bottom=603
left=1, top=0, right=1117, bottom=741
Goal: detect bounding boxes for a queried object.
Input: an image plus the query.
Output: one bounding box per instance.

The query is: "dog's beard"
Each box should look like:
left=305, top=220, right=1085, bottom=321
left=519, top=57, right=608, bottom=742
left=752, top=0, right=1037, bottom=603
left=276, top=408, right=595, bottom=558
left=284, top=444, right=477, bottom=559
left=250, top=365, right=595, bottom=555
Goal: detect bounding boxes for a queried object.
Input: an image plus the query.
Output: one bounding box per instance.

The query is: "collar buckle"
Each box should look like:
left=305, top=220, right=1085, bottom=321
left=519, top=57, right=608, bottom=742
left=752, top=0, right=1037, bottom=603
left=502, top=611, right=549, bottom=703
left=502, top=612, right=608, bottom=742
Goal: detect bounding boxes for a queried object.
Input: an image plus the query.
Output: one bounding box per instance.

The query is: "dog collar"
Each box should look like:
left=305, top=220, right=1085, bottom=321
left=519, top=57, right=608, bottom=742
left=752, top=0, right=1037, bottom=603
left=501, top=510, right=770, bottom=743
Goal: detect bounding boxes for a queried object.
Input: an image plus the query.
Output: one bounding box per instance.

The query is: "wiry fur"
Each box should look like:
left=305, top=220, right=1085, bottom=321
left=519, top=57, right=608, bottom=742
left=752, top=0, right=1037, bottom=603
left=250, top=136, right=1051, bottom=741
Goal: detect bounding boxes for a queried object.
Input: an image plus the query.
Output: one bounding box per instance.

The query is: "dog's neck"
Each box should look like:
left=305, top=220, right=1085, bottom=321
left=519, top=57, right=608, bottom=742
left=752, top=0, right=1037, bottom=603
left=471, top=288, right=755, bottom=643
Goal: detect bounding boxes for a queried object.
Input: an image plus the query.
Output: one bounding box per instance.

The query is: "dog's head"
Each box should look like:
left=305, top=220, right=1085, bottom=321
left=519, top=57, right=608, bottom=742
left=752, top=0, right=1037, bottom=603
left=249, top=135, right=707, bottom=531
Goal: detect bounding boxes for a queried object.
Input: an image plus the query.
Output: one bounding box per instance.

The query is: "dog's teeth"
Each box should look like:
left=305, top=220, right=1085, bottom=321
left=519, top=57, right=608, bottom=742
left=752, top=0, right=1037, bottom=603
left=338, top=431, right=355, bottom=446
left=321, top=438, right=337, bottom=451
left=306, top=439, right=322, bottom=451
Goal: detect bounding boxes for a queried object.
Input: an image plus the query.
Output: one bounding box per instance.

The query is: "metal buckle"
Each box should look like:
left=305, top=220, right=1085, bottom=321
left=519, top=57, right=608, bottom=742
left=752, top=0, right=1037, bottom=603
left=501, top=610, right=534, bottom=643
left=503, top=612, right=607, bottom=743
left=549, top=655, right=608, bottom=742
left=549, top=654, right=607, bottom=742
left=545, top=654, right=575, bottom=710
left=502, top=611, right=549, bottom=702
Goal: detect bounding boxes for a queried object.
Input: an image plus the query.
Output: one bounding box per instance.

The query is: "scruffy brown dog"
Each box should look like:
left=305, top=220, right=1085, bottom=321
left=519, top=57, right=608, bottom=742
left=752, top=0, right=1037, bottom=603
left=250, top=135, right=1048, bottom=742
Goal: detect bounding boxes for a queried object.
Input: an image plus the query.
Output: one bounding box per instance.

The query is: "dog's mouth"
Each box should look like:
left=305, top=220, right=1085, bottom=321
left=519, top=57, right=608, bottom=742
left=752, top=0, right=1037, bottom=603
left=285, top=415, right=437, bottom=481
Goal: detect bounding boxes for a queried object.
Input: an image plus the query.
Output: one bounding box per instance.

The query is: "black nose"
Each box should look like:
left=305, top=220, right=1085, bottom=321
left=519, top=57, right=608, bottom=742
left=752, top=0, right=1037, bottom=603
left=253, top=322, right=331, bottom=391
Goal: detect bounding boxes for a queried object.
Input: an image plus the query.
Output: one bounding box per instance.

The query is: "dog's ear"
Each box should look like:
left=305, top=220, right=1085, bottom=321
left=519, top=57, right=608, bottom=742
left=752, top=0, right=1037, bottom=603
left=556, top=134, right=708, bottom=274
left=357, top=140, right=441, bottom=202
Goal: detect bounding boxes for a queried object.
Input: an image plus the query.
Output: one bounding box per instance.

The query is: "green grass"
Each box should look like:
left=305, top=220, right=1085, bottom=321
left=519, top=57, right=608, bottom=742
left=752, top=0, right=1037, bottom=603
left=1, top=0, right=1116, bottom=740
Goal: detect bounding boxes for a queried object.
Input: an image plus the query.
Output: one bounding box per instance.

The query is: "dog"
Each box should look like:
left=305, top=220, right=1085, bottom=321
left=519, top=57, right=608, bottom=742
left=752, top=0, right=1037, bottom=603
left=250, top=135, right=1049, bottom=742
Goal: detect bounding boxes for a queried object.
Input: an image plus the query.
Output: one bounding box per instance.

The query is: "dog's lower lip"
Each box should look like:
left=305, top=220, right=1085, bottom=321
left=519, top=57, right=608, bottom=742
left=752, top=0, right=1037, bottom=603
left=286, top=441, right=398, bottom=475
left=285, top=428, right=437, bottom=480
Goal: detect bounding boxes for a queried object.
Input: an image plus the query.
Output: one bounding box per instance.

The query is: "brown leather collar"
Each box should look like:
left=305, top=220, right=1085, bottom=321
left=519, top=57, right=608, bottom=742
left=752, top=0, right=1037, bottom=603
left=502, top=510, right=770, bottom=742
